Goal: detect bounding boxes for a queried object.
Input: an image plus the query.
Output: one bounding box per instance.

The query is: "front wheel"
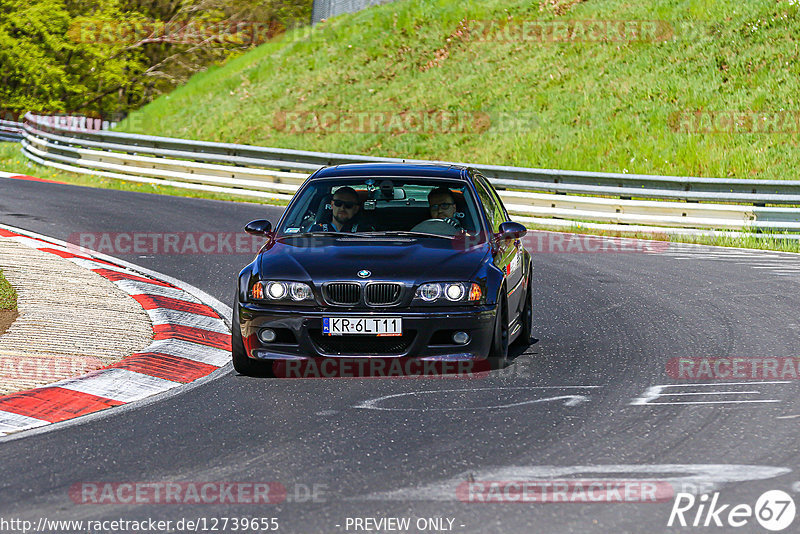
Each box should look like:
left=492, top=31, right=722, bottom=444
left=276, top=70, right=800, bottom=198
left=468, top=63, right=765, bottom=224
left=488, top=296, right=509, bottom=369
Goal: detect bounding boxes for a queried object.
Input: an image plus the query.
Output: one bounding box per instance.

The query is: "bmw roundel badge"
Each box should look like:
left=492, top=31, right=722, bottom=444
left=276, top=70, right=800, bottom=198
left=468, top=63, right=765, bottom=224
left=357, top=269, right=371, bottom=278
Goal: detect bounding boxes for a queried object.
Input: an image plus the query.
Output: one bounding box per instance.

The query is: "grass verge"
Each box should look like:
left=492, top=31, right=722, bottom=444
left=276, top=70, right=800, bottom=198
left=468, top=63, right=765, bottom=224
left=0, top=269, right=18, bottom=336
left=0, top=270, right=16, bottom=311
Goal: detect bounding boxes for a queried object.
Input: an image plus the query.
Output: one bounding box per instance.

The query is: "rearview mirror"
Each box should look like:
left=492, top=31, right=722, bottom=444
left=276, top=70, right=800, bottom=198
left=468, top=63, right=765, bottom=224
left=244, top=219, right=272, bottom=236
left=498, top=221, right=527, bottom=241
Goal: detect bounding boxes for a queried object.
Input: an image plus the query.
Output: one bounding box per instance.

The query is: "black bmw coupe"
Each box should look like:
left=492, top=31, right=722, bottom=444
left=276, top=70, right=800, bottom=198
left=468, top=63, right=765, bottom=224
left=233, top=163, right=534, bottom=376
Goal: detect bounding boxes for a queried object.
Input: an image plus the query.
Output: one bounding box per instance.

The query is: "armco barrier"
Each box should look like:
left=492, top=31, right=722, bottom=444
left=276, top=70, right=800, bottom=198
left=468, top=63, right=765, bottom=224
left=0, top=119, right=23, bottom=143
left=6, top=113, right=800, bottom=234
left=311, top=0, right=399, bottom=24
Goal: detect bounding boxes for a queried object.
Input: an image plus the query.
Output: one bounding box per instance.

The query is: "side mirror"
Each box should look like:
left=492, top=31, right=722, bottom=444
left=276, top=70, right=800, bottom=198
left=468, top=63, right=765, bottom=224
left=244, top=219, right=272, bottom=236
left=497, top=221, right=527, bottom=241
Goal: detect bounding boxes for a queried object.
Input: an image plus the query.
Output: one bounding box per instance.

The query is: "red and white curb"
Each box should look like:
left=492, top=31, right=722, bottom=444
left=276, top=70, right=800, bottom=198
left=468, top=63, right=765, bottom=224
left=0, top=170, right=63, bottom=184
left=0, top=224, right=231, bottom=437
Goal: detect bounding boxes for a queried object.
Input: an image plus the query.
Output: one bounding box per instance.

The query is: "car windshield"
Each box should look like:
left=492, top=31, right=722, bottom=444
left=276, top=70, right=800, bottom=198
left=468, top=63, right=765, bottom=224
left=276, top=177, right=485, bottom=239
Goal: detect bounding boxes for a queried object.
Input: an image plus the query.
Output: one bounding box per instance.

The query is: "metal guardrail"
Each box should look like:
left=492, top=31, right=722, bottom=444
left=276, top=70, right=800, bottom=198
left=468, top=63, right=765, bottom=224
left=0, top=119, right=23, bottom=143
left=8, top=113, right=800, bottom=234
left=311, top=0, right=399, bottom=24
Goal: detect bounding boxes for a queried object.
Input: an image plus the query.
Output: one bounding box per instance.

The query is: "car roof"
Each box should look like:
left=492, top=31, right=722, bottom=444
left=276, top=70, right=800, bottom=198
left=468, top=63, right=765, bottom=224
left=310, top=163, right=471, bottom=181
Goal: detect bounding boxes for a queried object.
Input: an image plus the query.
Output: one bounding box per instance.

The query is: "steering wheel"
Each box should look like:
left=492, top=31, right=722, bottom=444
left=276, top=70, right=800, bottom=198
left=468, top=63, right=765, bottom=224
left=410, top=218, right=461, bottom=236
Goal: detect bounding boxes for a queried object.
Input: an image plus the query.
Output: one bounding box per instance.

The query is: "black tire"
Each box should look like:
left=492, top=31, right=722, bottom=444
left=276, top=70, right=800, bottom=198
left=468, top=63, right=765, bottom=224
left=488, top=294, right=509, bottom=369
left=513, top=266, right=534, bottom=347
left=231, top=300, right=274, bottom=377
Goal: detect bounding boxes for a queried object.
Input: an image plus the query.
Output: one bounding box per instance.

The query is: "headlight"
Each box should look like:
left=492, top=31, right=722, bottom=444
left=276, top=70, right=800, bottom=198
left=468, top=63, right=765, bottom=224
left=251, top=281, right=314, bottom=303
left=445, top=283, right=465, bottom=301
left=267, top=281, right=287, bottom=299
left=289, top=282, right=313, bottom=301
left=414, top=282, right=482, bottom=304
left=418, top=283, right=442, bottom=302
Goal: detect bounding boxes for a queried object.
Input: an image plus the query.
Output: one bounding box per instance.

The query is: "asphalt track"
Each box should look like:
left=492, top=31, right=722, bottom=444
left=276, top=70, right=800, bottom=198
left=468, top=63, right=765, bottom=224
left=1, top=177, right=800, bottom=533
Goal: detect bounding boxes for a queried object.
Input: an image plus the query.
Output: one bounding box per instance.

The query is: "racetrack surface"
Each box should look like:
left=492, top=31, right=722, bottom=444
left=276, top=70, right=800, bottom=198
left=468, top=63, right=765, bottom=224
left=1, top=178, right=800, bottom=533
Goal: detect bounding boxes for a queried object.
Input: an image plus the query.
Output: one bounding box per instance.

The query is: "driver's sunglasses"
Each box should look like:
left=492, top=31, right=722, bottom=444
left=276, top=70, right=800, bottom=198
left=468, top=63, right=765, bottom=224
left=332, top=199, right=357, bottom=209
left=430, top=202, right=456, bottom=211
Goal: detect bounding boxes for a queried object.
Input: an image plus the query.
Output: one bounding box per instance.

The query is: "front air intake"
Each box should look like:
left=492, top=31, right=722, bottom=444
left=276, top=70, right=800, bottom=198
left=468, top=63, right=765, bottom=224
left=365, top=283, right=402, bottom=305
left=324, top=282, right=361, bottom=305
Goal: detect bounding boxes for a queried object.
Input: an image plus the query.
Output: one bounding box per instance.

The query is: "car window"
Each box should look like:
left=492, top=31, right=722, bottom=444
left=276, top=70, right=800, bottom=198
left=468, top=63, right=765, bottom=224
left=480, top=174, right=510, bottom=222
left=474, top=176, right=504, bottom=233
left=277, top=178, right=486, bottom=238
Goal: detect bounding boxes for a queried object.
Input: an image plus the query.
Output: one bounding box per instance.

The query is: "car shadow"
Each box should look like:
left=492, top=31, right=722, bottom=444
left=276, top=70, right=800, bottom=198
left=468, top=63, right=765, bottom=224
left=504, top=336, right=539, bottom=368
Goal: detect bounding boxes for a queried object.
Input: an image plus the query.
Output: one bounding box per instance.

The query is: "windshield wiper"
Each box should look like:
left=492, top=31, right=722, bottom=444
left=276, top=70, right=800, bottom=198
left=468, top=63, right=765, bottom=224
left=277, top=232, right=341, bottom=238
left=362, top=231, right=452, bottom=239
left=280, top=231, right=452, bottom=240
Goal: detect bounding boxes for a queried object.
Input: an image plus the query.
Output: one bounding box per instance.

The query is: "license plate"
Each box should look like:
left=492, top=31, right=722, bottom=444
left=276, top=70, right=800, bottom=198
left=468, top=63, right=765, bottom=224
left=323, top=317, right=402, bottom=336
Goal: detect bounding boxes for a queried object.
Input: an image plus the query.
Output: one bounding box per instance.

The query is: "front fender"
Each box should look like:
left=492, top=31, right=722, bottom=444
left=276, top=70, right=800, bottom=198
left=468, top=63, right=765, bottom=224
left=238, top=260, right=258, bottom=303
left=483, top=263, right=506, bottom=306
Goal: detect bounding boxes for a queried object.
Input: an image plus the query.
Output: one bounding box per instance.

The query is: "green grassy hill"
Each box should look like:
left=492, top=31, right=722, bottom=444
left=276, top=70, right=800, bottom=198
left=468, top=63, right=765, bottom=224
left=116, top=0, right=800, bottom=181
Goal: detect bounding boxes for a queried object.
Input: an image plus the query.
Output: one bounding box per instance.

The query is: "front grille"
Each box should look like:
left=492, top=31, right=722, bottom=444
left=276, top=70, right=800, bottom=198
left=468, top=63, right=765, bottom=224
left=324, top=283, right=360, bottom=305
left=309, top=330, right=416, bottom=355
left=365, top=283, right=402, bottom=305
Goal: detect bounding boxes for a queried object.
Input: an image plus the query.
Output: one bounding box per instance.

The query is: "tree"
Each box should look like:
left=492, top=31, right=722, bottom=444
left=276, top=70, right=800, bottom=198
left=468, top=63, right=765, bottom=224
left=0, top=0, right=312, bottom=118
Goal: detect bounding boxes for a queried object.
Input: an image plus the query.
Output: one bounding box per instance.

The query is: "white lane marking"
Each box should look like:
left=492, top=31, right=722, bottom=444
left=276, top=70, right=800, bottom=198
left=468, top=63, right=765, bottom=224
left=737, top=263, right=800, bottom=266
left=631, top=382, right=791, bottom=406
left=643, top=381, right=792, bottom=386
left=50, top=368, right=181, bottom=402
left=110, top=279, right=201, bottom=301
left=657, top=391, right=761, bottom=396
left=642, top=400, right=780, bottom=405
left=142, top=338, right=230, bottom=366
left=661, top=248, right=800, bottom=280
left=354, top=464, right=792, bottom=502
left=145, top=308, right=229, bottom=334
left=354, top=386, right=599, bottom=411
left=0, top=411, right=50, bottom=435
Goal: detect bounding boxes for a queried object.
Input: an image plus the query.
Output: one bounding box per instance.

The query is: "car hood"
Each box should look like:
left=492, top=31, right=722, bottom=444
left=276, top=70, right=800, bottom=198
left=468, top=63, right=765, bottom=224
left=258, top=235, right=489, bottom=284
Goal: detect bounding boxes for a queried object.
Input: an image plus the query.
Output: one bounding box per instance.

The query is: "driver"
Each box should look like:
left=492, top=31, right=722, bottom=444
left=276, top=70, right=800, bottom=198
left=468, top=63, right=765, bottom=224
left=310, top=186, right=369, bottom=232
left=427, top=187, right=462, bottom=229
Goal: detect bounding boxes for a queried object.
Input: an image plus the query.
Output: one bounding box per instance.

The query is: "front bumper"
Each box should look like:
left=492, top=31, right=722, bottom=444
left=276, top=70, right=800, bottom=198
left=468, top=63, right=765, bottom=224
left=237, top=303, right=496, bottom=364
